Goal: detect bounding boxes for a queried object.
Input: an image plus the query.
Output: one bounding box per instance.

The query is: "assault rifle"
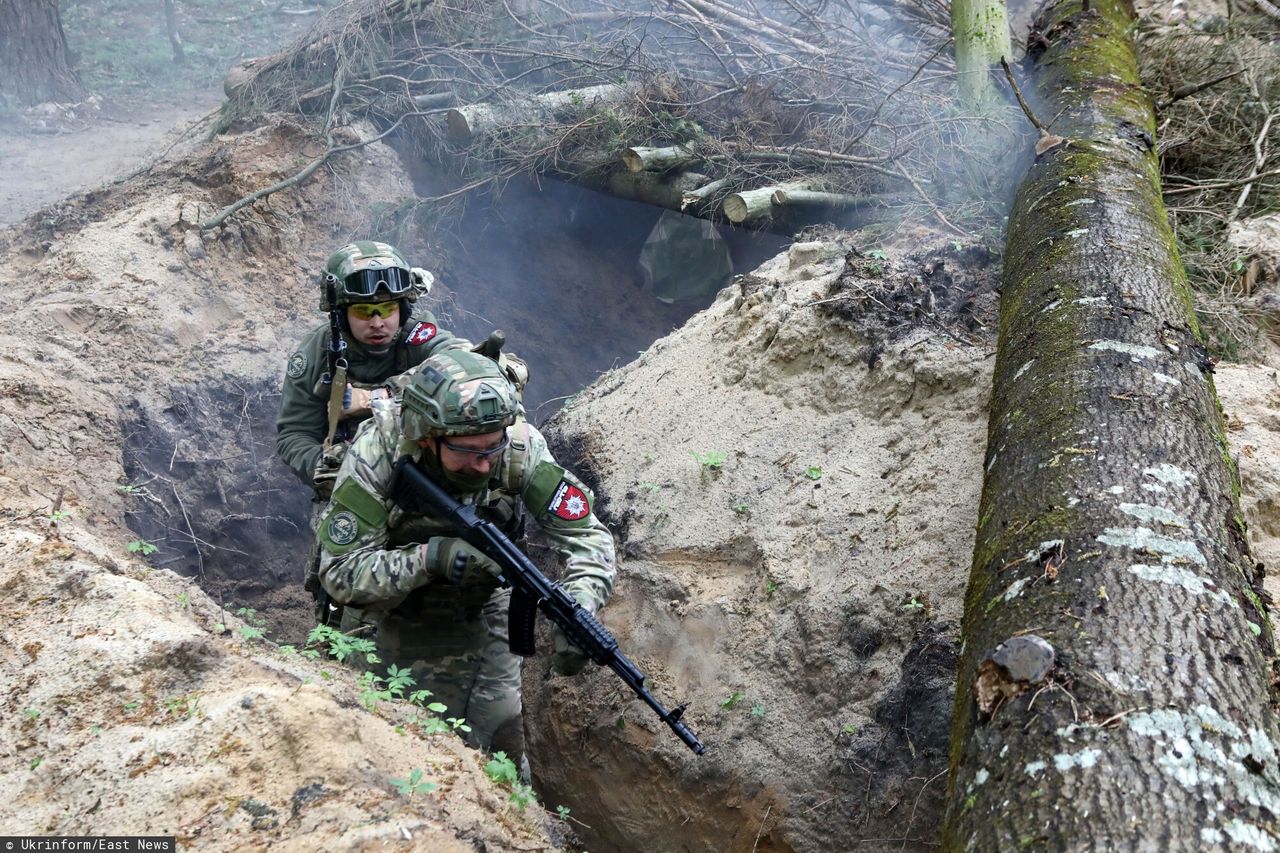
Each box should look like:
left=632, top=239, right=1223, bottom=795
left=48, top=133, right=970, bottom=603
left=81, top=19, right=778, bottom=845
left=391, top=457, right=706, bottom=755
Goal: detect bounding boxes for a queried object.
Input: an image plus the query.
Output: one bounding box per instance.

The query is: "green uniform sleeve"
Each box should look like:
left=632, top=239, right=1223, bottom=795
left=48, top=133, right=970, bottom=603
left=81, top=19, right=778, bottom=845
left=315, top=415, right=432, bottom=607
left=275, top=326, right=328, bottom=485
left=519, top=425, right=617, bottom=611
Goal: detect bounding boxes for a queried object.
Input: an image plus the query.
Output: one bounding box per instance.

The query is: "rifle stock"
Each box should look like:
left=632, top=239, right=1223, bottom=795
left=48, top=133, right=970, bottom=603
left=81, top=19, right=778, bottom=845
left=391, top=456, right=706, bottom=755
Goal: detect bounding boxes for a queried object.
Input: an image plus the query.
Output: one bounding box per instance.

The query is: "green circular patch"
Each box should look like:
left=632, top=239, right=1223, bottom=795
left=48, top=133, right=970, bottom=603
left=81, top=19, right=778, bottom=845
left=287, top=351, right=307, bottom=379
left=327, top=510, right=359, bottom=546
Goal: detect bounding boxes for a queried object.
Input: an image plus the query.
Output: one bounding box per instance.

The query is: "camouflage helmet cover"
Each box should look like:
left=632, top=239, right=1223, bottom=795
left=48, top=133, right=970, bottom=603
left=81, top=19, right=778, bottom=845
left=402, top=350, right=519, bottom=439
left=320, top=241, right=416, bottom=309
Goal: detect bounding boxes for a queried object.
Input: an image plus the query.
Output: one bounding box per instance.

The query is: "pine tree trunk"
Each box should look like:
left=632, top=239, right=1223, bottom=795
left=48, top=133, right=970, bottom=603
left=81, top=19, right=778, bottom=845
left=944, top=0, right=1280, bottom=849
left=0, top=0, right=82, bottom=107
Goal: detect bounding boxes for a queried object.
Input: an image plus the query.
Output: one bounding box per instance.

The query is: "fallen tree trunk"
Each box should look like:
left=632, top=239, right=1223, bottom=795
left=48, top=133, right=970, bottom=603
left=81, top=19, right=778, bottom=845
left=446, top=83, right=630, bottom=143
left=944, top=0, right=1280, bottom=849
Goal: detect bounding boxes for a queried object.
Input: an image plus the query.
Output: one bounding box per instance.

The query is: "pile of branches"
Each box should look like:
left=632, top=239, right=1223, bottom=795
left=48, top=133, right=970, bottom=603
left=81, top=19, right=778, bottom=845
left=213, top=0, right=1022, bottom=233
left=1140, top=12, right=1280, bottom=343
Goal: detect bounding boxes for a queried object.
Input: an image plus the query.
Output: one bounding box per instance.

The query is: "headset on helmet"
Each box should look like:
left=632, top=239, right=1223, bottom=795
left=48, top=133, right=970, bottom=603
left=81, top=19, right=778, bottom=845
left=402, top=350, right=519, bottom=440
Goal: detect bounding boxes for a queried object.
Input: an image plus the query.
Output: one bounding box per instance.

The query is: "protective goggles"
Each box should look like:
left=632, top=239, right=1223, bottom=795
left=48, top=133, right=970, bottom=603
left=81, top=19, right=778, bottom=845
left=344, top=266, right=413, bottom=299
left=347, top=301, right=399, bottom=321
left=440, top=434, right=511, bottom=460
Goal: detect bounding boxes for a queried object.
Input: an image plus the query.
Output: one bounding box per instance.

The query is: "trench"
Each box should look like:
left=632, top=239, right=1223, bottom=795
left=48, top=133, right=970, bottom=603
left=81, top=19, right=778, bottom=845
left=119, top=173, right=787, bottom=837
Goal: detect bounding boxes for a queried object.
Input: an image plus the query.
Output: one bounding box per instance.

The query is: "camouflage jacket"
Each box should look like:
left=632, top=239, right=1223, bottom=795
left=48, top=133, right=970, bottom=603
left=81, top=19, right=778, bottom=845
left=275, top=307, right=467, bottom=486
left=315, top=403, right=616, bottom=616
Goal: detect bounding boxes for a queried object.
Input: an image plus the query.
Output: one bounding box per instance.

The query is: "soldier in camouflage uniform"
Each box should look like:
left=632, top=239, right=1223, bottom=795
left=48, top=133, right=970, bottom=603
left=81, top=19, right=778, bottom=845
left=275, top=241, right=469, bottom=494
left=314, top=349, right=615, bottom=761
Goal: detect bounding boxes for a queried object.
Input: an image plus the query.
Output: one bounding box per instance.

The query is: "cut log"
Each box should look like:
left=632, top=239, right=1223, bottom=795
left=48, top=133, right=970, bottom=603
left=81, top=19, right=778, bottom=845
left=944, top=0, right=1280, bottom=848
left=769, top=188, right=868, bottom=209
left=680, top=177, right=730, bottom=210
left=723, top=181, right=812, bottom=223
left=412, top=91, right=454, bottom=109
left=446, top=83, right=630, bottom=143
left=605, top=170, right=711, bottom=211
left=621, top=145, right=697, bottom=172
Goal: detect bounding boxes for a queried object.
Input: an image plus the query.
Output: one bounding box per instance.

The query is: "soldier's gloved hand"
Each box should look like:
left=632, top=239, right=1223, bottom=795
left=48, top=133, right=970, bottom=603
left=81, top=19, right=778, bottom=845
left=311, top=444, right=348, bottom=496
left=550, top=621, right=591, bottom=676
left=422, top=537, right=502, bottom=585
left=550, top=589, right=598, bottom=676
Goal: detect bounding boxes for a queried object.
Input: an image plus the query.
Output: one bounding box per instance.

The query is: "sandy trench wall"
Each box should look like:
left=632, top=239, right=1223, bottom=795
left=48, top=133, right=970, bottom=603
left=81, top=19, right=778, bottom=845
left=524, top=242, right=997, bottom=852
left=0, top=120, right=562, bottom=849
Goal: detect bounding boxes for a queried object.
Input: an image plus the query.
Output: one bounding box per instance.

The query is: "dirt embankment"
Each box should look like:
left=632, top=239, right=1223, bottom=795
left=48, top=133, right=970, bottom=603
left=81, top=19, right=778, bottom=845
left=0, top=119, right=561, bottom=849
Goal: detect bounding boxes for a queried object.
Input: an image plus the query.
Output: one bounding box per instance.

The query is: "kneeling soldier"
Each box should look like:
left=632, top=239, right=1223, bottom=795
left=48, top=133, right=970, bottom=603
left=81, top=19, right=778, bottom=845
left=314, top=349, right=615, bottom=765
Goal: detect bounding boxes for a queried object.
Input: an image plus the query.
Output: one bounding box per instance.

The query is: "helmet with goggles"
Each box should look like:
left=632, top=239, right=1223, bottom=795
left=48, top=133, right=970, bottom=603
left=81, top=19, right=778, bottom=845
left=402, top=350, right=518, bottom=440
left=319, top=241, right=434, bottom=310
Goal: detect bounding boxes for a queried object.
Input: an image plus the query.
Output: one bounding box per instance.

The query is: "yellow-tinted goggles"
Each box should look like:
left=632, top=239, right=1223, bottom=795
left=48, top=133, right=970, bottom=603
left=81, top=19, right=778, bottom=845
left=348, top=301, right=399, bottom=320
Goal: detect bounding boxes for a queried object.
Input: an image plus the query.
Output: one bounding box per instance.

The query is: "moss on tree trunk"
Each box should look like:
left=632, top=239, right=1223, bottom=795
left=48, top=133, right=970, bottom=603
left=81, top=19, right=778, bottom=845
left=944, top=0, right=1280, bottom=848
left=951, top=0, right=1011, bottom=108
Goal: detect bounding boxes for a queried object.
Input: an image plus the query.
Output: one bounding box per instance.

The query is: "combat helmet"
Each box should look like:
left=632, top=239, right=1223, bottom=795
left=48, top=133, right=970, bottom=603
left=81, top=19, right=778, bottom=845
left=402, top=350, right=519, bottom=440
left=319, top=241, right=434, bottom=311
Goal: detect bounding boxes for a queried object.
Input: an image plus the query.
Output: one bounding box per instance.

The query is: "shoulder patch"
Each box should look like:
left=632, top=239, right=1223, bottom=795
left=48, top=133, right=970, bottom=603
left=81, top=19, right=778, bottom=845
left=287, top=351, right=307, bottom=379
left=326, top=510, right=359, bottom=545
left=548, top=480, right=591, bottom=520
left=406, top=322, right=438, bottom=346
left=333, top=477, right=389, bottom=528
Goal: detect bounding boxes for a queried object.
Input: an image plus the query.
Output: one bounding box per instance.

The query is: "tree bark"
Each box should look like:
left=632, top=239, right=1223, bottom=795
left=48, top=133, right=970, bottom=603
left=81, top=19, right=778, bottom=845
left=0, top=0, right=82, bottom=107
left=944, top=0, right=1280, bottom=849
left=621, top=145, right=697, bottom=172
left=723, top=181, right=812, bottom=223
left=950, top=0, right=1010, bottom=108
left=445, top=83, right=630, bottom=143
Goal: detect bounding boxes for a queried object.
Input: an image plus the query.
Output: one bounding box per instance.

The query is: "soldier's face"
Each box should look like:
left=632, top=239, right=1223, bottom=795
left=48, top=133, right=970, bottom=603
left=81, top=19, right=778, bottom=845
left=424, top=430, right=507, bottom=477
left=347, top=302, right=400, bottom=349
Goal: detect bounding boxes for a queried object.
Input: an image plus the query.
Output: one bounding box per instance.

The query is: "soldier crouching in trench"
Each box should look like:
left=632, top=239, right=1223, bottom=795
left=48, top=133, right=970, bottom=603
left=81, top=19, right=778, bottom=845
left=313, top=349, right=616, bottom=771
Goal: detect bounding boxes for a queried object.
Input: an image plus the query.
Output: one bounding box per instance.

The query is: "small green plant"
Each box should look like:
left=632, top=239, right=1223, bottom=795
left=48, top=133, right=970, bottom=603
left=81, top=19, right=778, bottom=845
left=127, top=539, right=158, bottom=556
left=307, top=624, right=379, bottom=665
left=238, top=625, right=265, bottom=641
left=556, top=805, right=572, bottom=821
left=484, top=750, right=536, bottom=809
left=164, top=694, right=202, bottom=719
left=446, top=717, right=472, bottom=733
left=805, top=466, right=823, bottom=481
left=510, top=782, right=536, bottom=811
left=390, top=768, right=437, bottom=797
left=843, top=722, right=859, bottom=736
left=117, top=484, right=143, bottom=496
left=952, top=240, right=965, bottom=251
left=176, top=592, right=191, bottom=610
left=866, top=248, right=888, bottom=259
left=484, top=751, right=520, bottom=786
left=733, top=502, right=750, bottom=515
left=691, top=450, right=728, bottom=471
left=901, top=597, right=925, bottom=611
left=638, top=482, right=661, bottom=494
left=721, top=691, right=744, bottom=710
left=23, top=707, right=40, bottom=720
left=122, top=701, right=141, bottom=712
left=750, top=703, right=767, bottom=717
left=48, top=509, right=71, bottom=524
left=765, top=579, right=778, bottom=596
left=30, top=756, right=42, bottom=770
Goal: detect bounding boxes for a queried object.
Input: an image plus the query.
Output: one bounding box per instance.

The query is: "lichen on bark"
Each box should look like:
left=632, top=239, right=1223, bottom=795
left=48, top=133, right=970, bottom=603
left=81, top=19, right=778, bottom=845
left=944, top=0, right=1280, bottom=849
